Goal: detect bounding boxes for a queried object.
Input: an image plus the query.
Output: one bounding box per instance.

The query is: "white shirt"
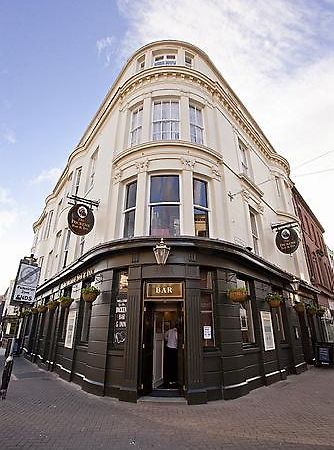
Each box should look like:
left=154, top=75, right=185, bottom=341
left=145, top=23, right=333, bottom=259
left=165, top=328, right=178, bottom=349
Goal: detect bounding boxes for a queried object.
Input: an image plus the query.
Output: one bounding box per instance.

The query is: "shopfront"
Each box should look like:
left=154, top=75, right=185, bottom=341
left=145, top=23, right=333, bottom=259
left=24, top=237, right=311, bottom=405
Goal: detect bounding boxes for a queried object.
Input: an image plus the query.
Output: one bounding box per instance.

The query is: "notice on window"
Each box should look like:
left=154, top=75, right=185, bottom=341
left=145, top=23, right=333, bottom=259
left=65, top=310, right=77, bottom=349
left=113, top=297, right=127, bottom=346
left=203, top=325, right=212, bottom=340
left=260, top=311, right=275, bottom=351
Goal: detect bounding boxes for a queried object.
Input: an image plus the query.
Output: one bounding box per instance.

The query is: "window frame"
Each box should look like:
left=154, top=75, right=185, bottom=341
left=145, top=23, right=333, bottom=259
left=152, top=99, right=180, bottom=141
left=153, top=53, right=176, bottom=66
left=249, top=208, right=260, bottom=255
left=236, top=279, right=256, bottom=345
left=200, top=269, right=216, bottom=348
left=149, top=174, right=181, bottom=237
left=193, top=177, right=209, bottom=237
left=123, top=180, right=137, bottom=238
left=189, top=104, right=204, bottom=144
left=130, top=105, right=143, bottom=146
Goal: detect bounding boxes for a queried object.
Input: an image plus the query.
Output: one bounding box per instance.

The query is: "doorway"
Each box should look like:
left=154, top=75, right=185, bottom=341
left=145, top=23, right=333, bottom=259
left=141, top=301, right=184, bottom=396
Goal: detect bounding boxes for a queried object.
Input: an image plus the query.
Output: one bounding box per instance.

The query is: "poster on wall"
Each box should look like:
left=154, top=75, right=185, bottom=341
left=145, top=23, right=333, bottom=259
left=65, top=310, right=77, bottom=348
left=113, top=297, right=127, bottom=346
left=260, top=311, right=275, bottom=351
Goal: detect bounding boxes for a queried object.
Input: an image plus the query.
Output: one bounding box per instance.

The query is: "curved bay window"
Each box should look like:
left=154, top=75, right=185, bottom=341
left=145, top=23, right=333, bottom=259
left=193, top=178, right=209, bottom=237
left=237, top=279, right=255, bottom=345
left=123, top=180, right=137, bottom=238
left=150, top=175, right=180, bottom=237
left=152, top=100, right=180, bottom=141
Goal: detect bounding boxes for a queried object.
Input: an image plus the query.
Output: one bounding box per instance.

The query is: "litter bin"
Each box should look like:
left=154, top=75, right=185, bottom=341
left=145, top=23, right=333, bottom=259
left=315, top=342, right=334, bottom=367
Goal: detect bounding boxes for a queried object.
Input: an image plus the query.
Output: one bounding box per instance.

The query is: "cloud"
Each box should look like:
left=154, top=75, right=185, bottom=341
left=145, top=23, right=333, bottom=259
left=30, top=167, right=62, bottom=185
left=1, top=127, right=16, bottom=144
left=0, top=187, right=12, bottom=204
left=96, top=36, right=118, bottom=66
left=115, top=0, right=334, bottom=246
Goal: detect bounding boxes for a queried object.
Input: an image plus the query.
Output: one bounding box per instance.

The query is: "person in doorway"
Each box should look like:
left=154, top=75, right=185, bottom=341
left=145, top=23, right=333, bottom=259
left=164, top=323, right=178, bottom=386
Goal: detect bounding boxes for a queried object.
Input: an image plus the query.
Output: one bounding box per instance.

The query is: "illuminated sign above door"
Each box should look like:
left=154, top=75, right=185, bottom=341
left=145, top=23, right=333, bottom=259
left=146, top=282, right=183, bottom=299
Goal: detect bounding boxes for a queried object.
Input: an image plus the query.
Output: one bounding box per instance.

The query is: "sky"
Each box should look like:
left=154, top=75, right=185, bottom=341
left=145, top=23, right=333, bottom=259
left=1, top=0, right=334, bottom=293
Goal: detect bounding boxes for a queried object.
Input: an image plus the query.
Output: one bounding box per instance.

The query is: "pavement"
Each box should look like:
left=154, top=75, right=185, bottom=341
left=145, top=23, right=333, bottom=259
left=1, top=349, right=334, bottom=450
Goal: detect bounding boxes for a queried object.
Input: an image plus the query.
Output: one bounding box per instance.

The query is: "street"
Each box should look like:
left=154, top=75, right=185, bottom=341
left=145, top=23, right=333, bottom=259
left=1, top=350, right=334, bottom=450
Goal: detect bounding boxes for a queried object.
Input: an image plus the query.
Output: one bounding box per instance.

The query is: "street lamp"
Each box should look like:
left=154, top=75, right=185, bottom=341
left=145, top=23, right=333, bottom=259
left=153, top=238, right=170, bottom=265
left=290, top=278, right=300, bottom=293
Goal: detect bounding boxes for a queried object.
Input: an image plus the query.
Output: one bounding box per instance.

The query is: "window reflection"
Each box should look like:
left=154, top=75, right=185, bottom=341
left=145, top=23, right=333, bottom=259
left=150, top=175, right=180, bottom=237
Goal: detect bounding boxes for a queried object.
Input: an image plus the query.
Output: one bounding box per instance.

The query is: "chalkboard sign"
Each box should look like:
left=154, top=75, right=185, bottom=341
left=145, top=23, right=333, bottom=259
left=113, top=297, right=127, bottom=346
left=318, top=346, right=330, bottom=364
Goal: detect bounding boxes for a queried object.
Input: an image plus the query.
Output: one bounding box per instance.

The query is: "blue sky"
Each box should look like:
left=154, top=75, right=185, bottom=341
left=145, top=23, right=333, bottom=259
left=1, top=0, right=334, bottom=292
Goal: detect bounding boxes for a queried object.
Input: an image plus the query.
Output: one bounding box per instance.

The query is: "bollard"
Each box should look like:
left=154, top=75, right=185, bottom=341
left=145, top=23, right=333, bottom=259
left=0, top=355, right=14, bottom=400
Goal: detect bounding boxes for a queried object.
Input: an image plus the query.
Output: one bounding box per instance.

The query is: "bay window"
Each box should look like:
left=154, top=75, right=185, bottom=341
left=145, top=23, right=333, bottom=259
left=193, top=178, right=209, bottom=237
left=152, top=100, right=179, bottom=141
left=149, top=175, right=180, bottom=237
left=130, top=106, right=143, bottom=146
left=123, top=181, right=137, bottom=238
left=189, top=104, right=203, bottom=144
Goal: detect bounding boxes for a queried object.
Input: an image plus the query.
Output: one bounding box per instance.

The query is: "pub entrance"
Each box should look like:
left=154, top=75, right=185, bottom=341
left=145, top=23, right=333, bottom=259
left=141, top=300, right=184, bottom=397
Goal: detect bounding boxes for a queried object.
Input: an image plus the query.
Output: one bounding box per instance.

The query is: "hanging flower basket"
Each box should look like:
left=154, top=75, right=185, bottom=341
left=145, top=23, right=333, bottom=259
left=227, top=288, right=248, bottom=303
left=82, top=286, right=100, bottom=303
left=306, top=305, right=317, bottom=316
left=59, top=296, right=73, bottom=309
left=20, top=310, right=32, bottom=318
left=316, top=306, right=326, bottom=317
left=37, top=305, right=48, bottom=314
left=294, top=302, right=305, bottom=313
left=47, top=300, right=59, bottom=311
left=31, top=307, right=39, bottom=314
left=265, top=293, right=283, bottom=308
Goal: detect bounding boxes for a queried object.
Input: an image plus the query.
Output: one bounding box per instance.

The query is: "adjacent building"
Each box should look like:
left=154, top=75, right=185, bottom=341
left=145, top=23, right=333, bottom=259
left=24, top=40, right=322, bottom=404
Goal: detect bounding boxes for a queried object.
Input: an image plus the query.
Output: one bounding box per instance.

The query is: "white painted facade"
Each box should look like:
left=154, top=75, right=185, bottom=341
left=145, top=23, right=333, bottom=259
left=31, top=40, right=310, bottom=287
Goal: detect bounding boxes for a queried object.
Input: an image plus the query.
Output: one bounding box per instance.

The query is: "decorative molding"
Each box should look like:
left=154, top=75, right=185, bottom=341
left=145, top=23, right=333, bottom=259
left=113, top=167, right=122, bottom=184
left=135, top=158, right=149, bottom=173
left=180, top=156, right=196, bottom=171
left=211, top=164, right=222, bottom=180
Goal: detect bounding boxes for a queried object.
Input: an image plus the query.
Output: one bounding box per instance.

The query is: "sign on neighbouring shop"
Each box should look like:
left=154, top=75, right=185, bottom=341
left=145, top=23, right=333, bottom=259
left=11, top=259, right=41, bottom=305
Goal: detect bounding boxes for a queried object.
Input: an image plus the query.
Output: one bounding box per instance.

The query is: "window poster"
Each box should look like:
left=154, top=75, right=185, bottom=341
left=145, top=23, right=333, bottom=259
left=113, top=297, right=127, bottom=346
left=65, top=310, right=77, bottom=348
left=260, top=311, right=275, bottom=351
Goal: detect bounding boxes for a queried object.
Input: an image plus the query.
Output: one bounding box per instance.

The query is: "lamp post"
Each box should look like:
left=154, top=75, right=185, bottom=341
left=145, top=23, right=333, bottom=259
left=153, top=239, right=170, bottom=265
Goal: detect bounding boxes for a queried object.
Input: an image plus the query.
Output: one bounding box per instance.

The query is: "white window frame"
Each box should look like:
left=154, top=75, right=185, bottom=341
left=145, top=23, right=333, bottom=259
left=43, top=210, right=54, bottom=240
left=249, top=208, right=260, bottom=255
left=123, top=180, right=137, bottom=238
left=153, top=54, right=176, bottom=66
left=185, top=52, right=193, bottom=68
left=137, top=55, right=145, bottom=71
left=130, top=106, right=143, bottom=146
left=148, top=174, right=181, bottom=237
left=152, top=99, right=180, bottom=141
left=72, top=167, right=82, bottom=196
left=189, top=104, right=204, bottom=144
left=193, top=177, right=209, bottom=237
left=239, top=140, right=249, bottom=176
left=87, top=149, right=98, bottom=190
left=61, top=229, right=71, bottom=269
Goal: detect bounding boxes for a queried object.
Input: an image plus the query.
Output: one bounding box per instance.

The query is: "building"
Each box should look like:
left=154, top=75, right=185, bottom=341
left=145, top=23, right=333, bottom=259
left=293, top=187, right=334, bottom=344
left=24, top=40, right=319, bottom=404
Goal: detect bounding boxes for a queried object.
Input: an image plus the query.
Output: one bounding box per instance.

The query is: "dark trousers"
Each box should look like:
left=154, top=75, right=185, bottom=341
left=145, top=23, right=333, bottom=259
left=165, top=347, right=177, bottom=384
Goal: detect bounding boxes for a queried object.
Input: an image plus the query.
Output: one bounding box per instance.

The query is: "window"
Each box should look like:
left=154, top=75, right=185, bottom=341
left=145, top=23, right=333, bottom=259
left=45, top=250, right=53, bottom=279
left=43, top=210, right=53, bottom=240
left=152, top=100, right=179, bottom=140
left=87, top=149, right=98, bottom=189
left=61, top=229, right=71, bottom=268
left=189, top=104, right=203, bottom=144
left=53, top=199, right=63, bottom=232
left=123, top=181, right=137, bottom=237
left=137, top=55, right=145, bottom=71
left=130, top=106, right=143, bottom=146
left=79, top=235, right=85, bottom=257
left=237, top=279, right=255, bottom=344
left=53, top=231, right=62, bottom=272
left=200, top=269, right=215, bottom=347
left=274, top=306, right=286, bottom=342
left=153, top=54, right=176, bottom=66
left=274, top=176, right=281, bottom=197
left=149, top=175, right=180, bottom=237
left=249, top=208, right=259, bottom=255
left=72, top=167, right=82, bottom=196
left=193, top=178, right=209, bottom=237
left=79, top=281, right=93, bottom=343
left=185, top=53, right=193, bottom=68
left=239, top=140, right=249, bottom=176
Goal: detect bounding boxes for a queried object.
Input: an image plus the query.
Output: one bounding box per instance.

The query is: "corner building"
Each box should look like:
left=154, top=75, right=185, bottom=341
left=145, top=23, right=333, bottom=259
left=26, top=41, right=316, bottom=404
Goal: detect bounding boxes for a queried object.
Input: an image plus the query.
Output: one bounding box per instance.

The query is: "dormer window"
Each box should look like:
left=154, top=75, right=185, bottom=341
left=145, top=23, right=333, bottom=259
left=137, top=55, right=145, bottom=71
left=185, top=53, right=193, bottom=68
left=154, top=54, right=176, bottom=66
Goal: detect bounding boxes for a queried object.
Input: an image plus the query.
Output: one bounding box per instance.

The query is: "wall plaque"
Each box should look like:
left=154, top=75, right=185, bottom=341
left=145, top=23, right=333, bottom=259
left=146, top=282, right=183, bottom=299
left=68, top=204, right=95, bottom=236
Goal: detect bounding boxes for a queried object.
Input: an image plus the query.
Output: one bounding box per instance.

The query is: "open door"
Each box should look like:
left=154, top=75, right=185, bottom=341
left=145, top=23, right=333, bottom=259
left=141, top=303, right=154, bottom=394
left=177, top=302, right=185, bottom=394
left=153, top=311, right=164, bottom=388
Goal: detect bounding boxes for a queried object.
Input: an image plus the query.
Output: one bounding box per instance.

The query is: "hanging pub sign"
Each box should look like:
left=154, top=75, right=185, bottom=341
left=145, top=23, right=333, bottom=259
left=275, top=226, right=300, bottom=254
left=11, top=259, right=41, bottom=305
left=67, top=204, right=95, bottom=236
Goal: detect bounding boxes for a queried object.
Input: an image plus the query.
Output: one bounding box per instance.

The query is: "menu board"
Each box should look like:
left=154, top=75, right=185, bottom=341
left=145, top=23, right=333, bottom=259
left=260, top=311, right=275, bottom=351
left=113, top=297, right=127, bottom=346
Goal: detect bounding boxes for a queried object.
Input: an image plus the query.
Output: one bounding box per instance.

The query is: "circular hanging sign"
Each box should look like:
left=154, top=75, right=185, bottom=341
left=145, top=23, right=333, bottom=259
left=67, top=204, right=95, bottom=236
left=275, top=227, right=300, bottom=254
